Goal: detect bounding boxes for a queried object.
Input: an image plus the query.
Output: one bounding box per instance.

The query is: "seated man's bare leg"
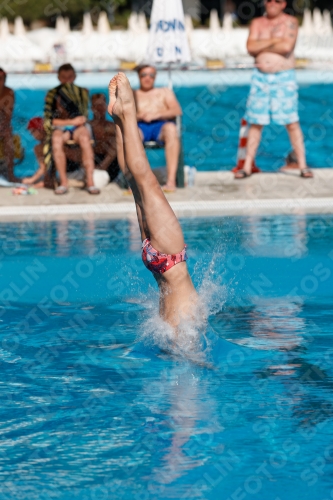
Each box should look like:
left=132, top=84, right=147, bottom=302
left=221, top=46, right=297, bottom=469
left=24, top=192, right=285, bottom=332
left=52, top=129, right=70, bottom=187
left=159, top=122, right=180, bottom=190
left=109, top=74, right=196, bottom=326
left=72, top=126, right=96, bottom=189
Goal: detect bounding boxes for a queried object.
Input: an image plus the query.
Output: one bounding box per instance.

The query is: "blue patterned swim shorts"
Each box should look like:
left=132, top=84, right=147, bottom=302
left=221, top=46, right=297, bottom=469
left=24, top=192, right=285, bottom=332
left=245, top=69, right=299, bottom=126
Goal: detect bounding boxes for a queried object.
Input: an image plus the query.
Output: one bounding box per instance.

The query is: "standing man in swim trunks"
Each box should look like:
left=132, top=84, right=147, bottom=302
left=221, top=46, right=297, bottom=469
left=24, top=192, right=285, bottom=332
left=134, top=65, right=182, bottom=192
left=0, top=68, right=16, bottom=181
left=44, top=63, right=99, bottom=194
left=235, top=0, right=313, bottom=179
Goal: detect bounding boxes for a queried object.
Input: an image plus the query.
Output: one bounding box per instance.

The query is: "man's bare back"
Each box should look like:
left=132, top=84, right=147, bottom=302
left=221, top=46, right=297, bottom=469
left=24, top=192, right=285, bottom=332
left=248, top=13, right=298, bottom=73
left=0, top=86, right=14, bottom=135
left=134, top=88, right=180, bottom=123
left=91, top=119, right=115, bottom=155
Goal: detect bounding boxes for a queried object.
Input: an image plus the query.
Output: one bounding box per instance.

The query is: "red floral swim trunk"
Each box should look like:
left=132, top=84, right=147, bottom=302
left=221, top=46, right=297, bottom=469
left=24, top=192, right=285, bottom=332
left=142, top=238, right=188, bottom=274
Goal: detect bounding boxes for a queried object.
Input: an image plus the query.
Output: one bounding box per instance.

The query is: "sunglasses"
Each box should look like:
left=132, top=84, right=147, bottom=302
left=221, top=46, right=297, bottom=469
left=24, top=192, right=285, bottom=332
left=140, top=72, right=156, bottom=79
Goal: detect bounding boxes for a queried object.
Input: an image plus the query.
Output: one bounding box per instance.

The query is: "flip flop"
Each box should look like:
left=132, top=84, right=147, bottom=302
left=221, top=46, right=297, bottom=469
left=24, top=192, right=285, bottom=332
left=162, top=184, right=176, bottom=193
left=55, top=185, right=68, bottom=195
left=300, top=168, right=313, bottom=178
left=86, top=186, right=100, bottom=195
left=234, top=170, right=251, bottom=179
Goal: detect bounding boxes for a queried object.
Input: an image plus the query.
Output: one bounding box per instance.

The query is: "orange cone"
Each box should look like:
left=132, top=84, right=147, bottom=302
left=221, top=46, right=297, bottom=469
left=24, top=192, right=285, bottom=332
left=232, top=118, right=261, bottom=173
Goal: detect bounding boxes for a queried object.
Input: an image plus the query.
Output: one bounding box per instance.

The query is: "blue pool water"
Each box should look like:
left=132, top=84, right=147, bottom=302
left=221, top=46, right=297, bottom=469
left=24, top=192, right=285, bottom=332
left=1, top=214, right=333, bottom=499
left=13, top=84, right=333, bottom=178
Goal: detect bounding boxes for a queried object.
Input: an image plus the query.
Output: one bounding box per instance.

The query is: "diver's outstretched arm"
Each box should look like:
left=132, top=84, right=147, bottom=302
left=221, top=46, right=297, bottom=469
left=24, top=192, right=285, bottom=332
left=109, top=73, right=184, bottom=255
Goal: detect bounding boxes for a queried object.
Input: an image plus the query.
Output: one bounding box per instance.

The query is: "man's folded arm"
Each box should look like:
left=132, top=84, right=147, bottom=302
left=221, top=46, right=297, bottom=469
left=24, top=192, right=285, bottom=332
left=247, top=19, right=276, bottom=56
left=262, top=20, right=298, bottom=56
left=248, top=17, right=298, bottom=57
left=52, top=117, right=86, bottom=127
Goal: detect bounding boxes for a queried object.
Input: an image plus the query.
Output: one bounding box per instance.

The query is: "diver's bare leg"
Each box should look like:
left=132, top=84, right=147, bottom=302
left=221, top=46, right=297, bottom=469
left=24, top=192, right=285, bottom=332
left=109, top=73, right=184, bottom=255
left=114, top=122, right=147, bottom=240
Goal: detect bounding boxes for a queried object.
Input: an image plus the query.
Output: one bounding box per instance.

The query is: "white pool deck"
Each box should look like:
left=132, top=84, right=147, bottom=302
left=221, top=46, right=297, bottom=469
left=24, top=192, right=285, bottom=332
left=1, top=169, right=333, bottom=222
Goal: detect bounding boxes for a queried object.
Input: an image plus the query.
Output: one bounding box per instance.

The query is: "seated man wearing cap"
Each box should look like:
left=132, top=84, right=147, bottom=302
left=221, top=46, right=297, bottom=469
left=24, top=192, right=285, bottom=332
left=23, top=117, right=47, bottom=188
left=44, top=63, right=99, bottom=194
left=134, top=65, right=182, bottom=192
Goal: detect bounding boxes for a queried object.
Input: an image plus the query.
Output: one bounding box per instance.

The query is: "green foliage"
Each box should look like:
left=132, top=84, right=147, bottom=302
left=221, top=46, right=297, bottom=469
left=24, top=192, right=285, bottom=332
left=0, top=0, right=130, bottom=26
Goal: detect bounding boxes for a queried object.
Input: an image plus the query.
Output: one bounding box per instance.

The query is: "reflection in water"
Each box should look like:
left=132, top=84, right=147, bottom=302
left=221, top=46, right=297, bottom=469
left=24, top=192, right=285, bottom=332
left=128, top=214, right=142, bottom=253
left=212, top=297, right=306, bottom=352
left=245, top=214, right=308, bottom=259
left=236, top=298, right=305, bottom=352
left=142, top=363, right=219, bottom=491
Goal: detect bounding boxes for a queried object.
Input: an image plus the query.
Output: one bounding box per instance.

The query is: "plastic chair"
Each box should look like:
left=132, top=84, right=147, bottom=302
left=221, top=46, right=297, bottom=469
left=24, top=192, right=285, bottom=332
left=143, top=116, right=184, bottom=188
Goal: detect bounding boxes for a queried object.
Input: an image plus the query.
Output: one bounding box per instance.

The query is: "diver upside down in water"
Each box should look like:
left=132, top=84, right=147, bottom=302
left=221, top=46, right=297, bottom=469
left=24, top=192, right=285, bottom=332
left=108, top=73, right=198, bottom=330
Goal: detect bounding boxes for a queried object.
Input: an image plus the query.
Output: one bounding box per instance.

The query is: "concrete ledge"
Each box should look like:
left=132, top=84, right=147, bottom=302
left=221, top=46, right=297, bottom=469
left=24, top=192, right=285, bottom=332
left=1, top=197, right=333, bottom=222
left=1, top=170, right=332, bottom=221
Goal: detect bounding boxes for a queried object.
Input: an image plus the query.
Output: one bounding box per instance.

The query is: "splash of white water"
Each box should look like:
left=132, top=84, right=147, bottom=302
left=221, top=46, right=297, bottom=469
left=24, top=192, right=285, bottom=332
left=140, top=250, right=227, bottom=362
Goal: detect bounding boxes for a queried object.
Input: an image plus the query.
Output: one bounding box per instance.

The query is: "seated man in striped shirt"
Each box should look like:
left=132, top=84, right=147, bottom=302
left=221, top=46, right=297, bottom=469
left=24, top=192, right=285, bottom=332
left=44, top=63, right=100, bottom=194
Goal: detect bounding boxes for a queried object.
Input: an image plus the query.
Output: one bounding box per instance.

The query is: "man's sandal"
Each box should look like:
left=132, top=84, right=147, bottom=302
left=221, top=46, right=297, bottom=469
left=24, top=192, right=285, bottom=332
left=86, top=186, right=100, bottom=195
left=234, top=170, right=251, bottom=179
left=300, top=168, right=313, bottom=178
left=55, top=185, right=68, bottom=195
left=162, top=184, right=176, bottom=193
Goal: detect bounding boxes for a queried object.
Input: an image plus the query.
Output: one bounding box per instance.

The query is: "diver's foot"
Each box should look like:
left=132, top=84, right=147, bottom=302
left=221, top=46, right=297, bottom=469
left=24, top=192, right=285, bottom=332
left=107, top=75, right=117, bottom=117
left=108, top=72, right=135, bottom=120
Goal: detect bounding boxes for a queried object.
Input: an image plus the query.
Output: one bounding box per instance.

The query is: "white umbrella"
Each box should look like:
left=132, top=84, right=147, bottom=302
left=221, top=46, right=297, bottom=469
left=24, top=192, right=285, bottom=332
left=138, top=12, right=148, bottom=33
left=27, top=27, right=62, bottom=54
left=323, top=10, right=332, bottom=36
left=209, top=9, right=220, bottom=31
left=0, top=17, right=10, bottom=40
left=145, top=0, right=191, bottom=65
left=128, top=12, right=139, bottom=33
left=56, top=16, right=69, bottom=38
left=301, top=9, right=313, bottom=35
left=64, top=18, right=70, bottom=33
left=0, top=34, right=45, bottom=63
left=185, top=14, right=193, bottom=34
left=14, top=17, right=26, bottom=37
left=97, top=11, right=110, bottom=34
left=184, top=13, right=193, bottom=49
left=313, top=8, right=324, bottom=34
left=222, top=12, right=233, bottom=31
left=82, top=12, right=94, bottom=36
